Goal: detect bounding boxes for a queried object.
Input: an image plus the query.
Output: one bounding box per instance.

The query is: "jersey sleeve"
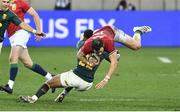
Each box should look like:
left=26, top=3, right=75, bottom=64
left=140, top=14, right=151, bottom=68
left=76, top=40, right=85, bottom=50
left=104, top=38, right=115, bottom=53
left=102, top=51, right=110, bottom=62
left=10, top=12, right=22, bottom=26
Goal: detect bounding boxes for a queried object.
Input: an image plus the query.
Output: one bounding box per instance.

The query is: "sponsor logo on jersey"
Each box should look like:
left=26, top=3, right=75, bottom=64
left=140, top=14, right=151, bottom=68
left=2, top=14, right=7, bottom=19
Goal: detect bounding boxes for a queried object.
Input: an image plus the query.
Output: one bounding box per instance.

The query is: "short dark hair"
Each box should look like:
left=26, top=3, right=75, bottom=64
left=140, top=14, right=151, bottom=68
left=83, top=29, right=93, bottom=39
left=92, top=38, right=103, bottom=51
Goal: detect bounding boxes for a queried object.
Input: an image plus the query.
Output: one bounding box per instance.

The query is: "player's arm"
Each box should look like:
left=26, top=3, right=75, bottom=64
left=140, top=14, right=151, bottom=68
left=19, top=22, right=45, bottom=36
left=77, top=49, right=95, bottom=67
left=103, top=50, right=120, bottom=62
left=77, top=49, right=89, bottom=65
left=106, top=51, right=118, bottom=79
left=10, top=11, right=45, bottom=36
left=95, top=51, right=118, bottom=89
left=27, top=7, right=42, bottom=40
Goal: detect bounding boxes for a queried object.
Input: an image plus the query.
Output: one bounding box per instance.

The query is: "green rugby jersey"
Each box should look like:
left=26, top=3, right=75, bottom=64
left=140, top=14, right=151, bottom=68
left=76, top=40, right=85, bottom=50
left=73, top=53, right=108, bottom=83
left=74, top=40, right=110, bottom=83
left=0, top=9, right=22, bottom=42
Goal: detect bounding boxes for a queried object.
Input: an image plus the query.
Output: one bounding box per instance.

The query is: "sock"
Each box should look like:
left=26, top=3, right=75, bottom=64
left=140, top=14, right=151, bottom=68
left=35, top=83, right=50, bottom=98
left=45, top=73, right=53, bottom=80
left=62, top=87, right=73, bottom=96
left=8, top=64, right=18, bottom=89
left=135, top=30, right=143, bottom=35
left=133, top=33, right=141, bottom=43
left=32, top=95, right=38, bottom=101
left=30, top=64, right=50, bottom=78
left=8, top=80, right=14, bottom=89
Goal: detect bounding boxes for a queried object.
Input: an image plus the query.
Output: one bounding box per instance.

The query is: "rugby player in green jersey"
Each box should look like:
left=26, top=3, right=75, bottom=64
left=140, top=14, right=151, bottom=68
left=55, top=29, right=120, bottom=103
left=0, top=0, right=55, bottom=94
left=18, top=33, right=120, bottom=103
left=0, top=0, right=45, bottom=54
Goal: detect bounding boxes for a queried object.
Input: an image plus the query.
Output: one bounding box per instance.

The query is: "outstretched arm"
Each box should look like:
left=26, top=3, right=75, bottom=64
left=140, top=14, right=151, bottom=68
left=95, top=51, right=118, bottom=89
left=19, top=22, right=45, bottom=37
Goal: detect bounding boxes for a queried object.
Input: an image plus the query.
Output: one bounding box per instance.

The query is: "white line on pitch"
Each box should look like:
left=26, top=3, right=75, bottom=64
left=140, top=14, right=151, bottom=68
left=157, top=57, right=172, bottom=64
left=79, top=98, right=147, bottom=102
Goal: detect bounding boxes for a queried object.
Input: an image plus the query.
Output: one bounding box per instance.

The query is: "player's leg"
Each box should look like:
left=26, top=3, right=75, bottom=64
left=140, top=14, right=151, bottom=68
left=19, top=74, right=62, bottom=103
left=0, top=30, right=28, bottom=94
left=19, top=48, right=55, bottom=93
left=0, top=45, right=22, bottom=94
left=18, top=70, right=73, bottom=103
left=19, top=49, right=53, bottom=81
left=54, top=87, right=73, bottom=103
left=18, top=70, right=92, bottom=103
left=111, top=25, right=151, bottom=50
left=55, top=72, right=93, bottom=103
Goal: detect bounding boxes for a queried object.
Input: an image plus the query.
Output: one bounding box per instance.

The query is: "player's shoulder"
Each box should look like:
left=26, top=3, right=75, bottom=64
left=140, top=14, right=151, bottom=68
left=6, top=9, right=16, bottom=17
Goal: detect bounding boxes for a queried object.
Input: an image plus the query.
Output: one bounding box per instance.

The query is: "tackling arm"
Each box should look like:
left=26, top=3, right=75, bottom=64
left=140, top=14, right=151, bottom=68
left=77, top=49, right=89, bottom=64
left=95, top=51, right=118, bottom=89
left=77, top=49, right=96, bottom=67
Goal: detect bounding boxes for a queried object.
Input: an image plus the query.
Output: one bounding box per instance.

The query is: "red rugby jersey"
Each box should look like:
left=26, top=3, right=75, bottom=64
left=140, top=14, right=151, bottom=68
left=7, top=0, right=30, bottom=37
left=81, top=25, right=116, bottom=55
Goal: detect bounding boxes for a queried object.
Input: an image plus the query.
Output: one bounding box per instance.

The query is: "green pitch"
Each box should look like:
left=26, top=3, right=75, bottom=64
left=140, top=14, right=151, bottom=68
left=0, top=47, right=180, bottom=111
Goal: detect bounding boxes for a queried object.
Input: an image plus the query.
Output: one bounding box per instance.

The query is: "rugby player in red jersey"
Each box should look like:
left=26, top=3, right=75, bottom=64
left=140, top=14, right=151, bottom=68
left=18, top=39, right=116, bottom=103
left=78, top=25, right=152, bottom=89
left=0, top=0, right=54, bottom=94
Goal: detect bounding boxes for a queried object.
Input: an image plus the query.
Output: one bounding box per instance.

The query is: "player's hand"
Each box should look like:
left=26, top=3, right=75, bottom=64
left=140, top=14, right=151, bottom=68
left=95, top=79, right=109, bottom=89
left=35, top=32, right=46, bottom=41
left=87, top=62, right=96, bottom=67
left=36, top=32, right=46, bottom=36
left=35, top=35, right=41, bottom=41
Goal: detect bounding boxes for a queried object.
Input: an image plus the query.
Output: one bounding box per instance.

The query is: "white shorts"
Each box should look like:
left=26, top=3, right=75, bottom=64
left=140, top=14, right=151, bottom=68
left=110, top=25, right=130, bottom=44
left=9, top=29, right=30, bottom=48
left=0, top=42, right=2, bottom=54
left=59, top=70, right=93, bottom=91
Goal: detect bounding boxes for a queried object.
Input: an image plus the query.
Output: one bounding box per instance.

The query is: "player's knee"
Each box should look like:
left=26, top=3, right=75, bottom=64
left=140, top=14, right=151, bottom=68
left=9, top=57, right=18, bottom=63
left=23, top=62, right=32, bottom=68
left=46, top=75, right=61, bottom=88
left=131, top=44, right=141, bottom=50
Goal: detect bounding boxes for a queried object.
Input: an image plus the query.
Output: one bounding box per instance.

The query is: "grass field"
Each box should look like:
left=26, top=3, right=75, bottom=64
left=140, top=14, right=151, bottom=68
left=0, top=47, right=180, bottom=111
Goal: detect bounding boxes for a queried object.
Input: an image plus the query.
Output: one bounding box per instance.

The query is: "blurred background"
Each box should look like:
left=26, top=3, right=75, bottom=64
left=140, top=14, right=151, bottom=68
left=30, top=0, right=180, bottom=10
left=2, top=0, right=180, bottom=47
left=1, top=0, right=180, bottom=111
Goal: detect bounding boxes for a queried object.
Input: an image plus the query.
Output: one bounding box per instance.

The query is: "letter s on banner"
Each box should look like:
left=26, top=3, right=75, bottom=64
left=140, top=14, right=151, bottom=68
left=55, top=18, right=69, bottom=39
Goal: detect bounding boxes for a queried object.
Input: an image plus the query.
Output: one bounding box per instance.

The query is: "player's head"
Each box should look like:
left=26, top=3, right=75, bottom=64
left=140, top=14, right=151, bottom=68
left=0, top=0, right=10, bottom=10
left=92, top=38, right=104, bottom=55
left=83, top=29, right=93, bottom=40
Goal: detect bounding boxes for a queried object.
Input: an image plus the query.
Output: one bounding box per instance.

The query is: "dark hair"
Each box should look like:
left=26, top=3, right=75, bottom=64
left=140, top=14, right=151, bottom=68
left=83, top=29, right=93, bottom=39
left=92, top=38, right=103, bottom=51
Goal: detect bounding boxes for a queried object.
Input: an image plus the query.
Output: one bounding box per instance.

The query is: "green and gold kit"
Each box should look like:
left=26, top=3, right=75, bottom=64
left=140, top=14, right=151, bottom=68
left=0, top=9, right=22, bottom=42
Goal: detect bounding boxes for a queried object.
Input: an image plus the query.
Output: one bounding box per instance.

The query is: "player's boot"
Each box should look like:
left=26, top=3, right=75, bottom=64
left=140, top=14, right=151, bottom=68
left=0, top=84, right=13, bottom=94
left=133, top=26, right=152, bottom=34
left=18, top=95, right=36, bottom=103
left=51, top=74, right=56, bottom=93
left=54, top=93, right=65, bottom=103
left=51, top=88, right=56, bottom=93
